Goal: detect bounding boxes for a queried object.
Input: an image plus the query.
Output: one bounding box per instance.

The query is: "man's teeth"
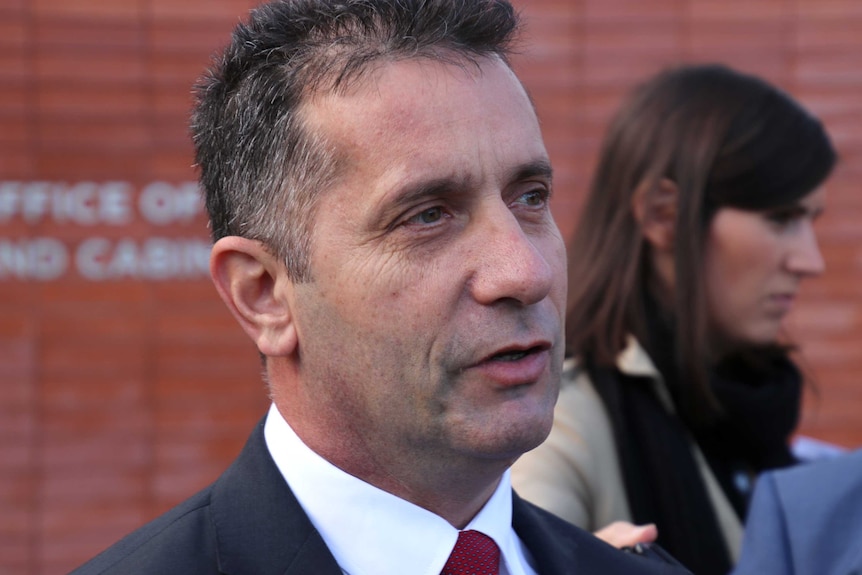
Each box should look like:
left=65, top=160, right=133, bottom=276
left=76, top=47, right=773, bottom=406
left=494, top=350, right=529, bottom=361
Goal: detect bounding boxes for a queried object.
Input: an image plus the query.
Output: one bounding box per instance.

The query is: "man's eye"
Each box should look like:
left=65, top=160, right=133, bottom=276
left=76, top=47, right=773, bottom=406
left=408, top=207, right=445, bottom=225
left=517, top=189, right=548, bottom=207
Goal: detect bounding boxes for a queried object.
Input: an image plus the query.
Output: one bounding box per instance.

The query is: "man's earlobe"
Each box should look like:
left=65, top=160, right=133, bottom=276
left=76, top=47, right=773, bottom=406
left=210, top=237, right=298, bottom=357
left=632, top=178, right=678, bottom=251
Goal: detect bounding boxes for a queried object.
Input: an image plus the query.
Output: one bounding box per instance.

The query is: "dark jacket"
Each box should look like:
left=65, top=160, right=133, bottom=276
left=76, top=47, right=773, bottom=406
left=71, top=417, right=691, bottom=575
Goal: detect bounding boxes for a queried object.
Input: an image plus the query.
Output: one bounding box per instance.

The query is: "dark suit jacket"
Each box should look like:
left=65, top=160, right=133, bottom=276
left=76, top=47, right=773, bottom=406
left=71, top=418, right=690, bottom=574
left=733, top=449, right=862, bottom=575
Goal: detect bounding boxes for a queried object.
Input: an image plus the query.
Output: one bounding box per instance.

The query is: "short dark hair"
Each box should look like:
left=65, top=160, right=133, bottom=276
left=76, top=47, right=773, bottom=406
left=191, top=0, right=519, bottom=281
left=566, top=63, right=836, bottom=420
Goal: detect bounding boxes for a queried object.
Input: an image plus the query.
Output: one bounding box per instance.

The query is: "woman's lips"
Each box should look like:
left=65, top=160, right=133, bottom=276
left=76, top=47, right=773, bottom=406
left=767, top=293, right=795, bottom=315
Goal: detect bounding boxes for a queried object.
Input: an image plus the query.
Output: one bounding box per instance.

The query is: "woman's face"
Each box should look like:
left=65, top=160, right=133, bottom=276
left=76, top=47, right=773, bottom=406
left=703, top=188, right=826, bottom=351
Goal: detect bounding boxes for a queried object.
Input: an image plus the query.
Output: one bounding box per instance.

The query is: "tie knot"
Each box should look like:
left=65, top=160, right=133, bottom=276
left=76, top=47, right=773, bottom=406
left=441, top=530, right=500, bottom=575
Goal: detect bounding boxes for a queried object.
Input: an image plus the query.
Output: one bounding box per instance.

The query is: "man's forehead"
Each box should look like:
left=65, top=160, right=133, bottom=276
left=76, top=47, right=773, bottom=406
left=306, top=55, right=522, bottom=117
left=299, top=54, right=546, bottom=210
left=305, top=58, right=537, bottom=151
left=322, top=51, right=511, bottom=96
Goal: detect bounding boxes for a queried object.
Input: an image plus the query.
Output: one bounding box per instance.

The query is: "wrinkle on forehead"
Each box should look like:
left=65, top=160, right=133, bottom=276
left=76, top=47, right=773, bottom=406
left=320, top=58, right=537, bottom=167
left=300, top=55, right=547, bottom=249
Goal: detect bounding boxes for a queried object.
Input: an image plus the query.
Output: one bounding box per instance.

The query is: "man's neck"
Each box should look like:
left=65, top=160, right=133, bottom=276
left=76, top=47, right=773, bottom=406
left=270, top=399, right=511, bottom=528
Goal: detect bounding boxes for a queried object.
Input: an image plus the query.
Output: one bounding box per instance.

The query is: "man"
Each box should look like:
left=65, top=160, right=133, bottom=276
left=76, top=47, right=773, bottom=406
left=733, top=449, right=862, bottom=575
left=72, top=1, right=689, bottom=573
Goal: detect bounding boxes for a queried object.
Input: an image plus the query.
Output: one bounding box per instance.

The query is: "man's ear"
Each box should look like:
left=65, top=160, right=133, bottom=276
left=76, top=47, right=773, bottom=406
left=210, top=236, right=298, bottom=357
left=631, top=178, right=678, bottom=252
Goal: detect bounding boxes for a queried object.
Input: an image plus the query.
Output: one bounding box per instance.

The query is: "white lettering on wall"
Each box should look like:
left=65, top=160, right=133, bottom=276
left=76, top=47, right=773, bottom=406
left=0, top=181, right=212, bottom=282
left=138, top=182, right=204, bottom=225
left=0, top=181, right=134, bottom=225
left=0, top=238, right=69, bottom=280
left=76, top=237, right=211, bottom=280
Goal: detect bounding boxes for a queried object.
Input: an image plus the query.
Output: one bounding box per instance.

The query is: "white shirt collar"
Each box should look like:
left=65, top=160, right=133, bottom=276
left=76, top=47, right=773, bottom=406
left=263, top=403, right=536, bottom=575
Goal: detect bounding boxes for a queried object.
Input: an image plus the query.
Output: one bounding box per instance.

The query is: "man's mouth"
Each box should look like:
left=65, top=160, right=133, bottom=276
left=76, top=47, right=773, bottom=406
left=488, top=345, right=545, bottom=362
left=472, top=342, right=553, bottom=387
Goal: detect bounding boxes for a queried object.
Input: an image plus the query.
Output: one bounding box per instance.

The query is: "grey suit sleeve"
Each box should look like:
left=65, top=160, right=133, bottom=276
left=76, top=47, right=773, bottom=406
left=731, top=472, right=793, bottom=575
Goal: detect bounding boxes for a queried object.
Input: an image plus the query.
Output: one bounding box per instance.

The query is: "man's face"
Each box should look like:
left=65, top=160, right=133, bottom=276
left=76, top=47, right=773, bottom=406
left=288, top=56, right=566, bottom=480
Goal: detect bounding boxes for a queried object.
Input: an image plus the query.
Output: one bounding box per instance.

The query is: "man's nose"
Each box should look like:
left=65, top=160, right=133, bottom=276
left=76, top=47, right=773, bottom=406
left=467, top=211, right=556, bottom=307
left=786, top=221, right=826, bottom=277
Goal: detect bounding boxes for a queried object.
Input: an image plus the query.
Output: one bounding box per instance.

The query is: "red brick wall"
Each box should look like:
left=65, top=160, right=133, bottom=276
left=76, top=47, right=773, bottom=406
left=1, top=1, right=861, bottom=573
left=511, top=0, right=862, bottom=450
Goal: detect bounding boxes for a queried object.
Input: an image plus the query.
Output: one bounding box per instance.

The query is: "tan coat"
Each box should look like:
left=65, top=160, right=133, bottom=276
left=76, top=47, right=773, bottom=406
left=511, top=337, right=744, bottom=560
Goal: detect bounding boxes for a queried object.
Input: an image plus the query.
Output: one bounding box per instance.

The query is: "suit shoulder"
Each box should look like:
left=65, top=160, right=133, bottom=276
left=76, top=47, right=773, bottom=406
left=777, top=449, right=862, bottom=486
left=69, top=487, right=219, bottom=575
left=515, top=497, right=692, bottom=574
left=769, top=450, right=862, bottom=510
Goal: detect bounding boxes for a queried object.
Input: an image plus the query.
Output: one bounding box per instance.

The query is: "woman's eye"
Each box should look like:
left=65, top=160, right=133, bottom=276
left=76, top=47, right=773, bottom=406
left=408, top=206, right=445, bottom=225
left=766, top=209, right=801, bottom=227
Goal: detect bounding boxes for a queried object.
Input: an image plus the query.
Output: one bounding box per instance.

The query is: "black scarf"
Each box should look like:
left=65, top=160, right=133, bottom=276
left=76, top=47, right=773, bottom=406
left=588, top=323, right=801, bottom=575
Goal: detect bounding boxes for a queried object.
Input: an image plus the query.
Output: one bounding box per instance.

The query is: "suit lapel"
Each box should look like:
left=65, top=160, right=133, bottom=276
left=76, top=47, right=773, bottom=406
left=209, top=419, right=343, bottom=575
left=512, top=492, right=579, bottom=574
left=205, top=423, right=687, bottom=575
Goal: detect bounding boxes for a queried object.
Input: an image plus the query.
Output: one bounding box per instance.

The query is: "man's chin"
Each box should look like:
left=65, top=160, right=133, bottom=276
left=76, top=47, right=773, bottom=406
left=473, top=409, right=555, bottom=460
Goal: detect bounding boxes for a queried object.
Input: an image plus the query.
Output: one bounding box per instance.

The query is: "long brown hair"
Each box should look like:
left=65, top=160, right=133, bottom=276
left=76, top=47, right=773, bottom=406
left=566, top=64, right=836, bottom=421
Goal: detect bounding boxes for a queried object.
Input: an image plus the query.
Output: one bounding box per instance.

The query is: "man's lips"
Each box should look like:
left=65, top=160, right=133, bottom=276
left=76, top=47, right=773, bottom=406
left=482, top=342, right=551, bottom=363
left=470, top=342, right=553, bottom=387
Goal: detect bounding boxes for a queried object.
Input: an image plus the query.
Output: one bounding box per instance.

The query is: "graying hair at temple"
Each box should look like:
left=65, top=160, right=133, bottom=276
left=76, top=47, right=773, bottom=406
left=190, top=0, right=520, bottom=281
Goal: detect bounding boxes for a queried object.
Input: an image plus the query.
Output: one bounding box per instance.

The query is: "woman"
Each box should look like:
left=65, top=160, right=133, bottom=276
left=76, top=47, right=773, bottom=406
left=511, top=64, right=836, bottom=575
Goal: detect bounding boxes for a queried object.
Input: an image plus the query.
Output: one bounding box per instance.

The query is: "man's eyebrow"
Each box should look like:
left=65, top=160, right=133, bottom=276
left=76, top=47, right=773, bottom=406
left=509, top=159, right=554, bottom=184
left=390, top=175, right=471, bottom=210
left=370, top=175, right=469, bottom=231
left=395, top=159, right=553, bottom=205
left=373, top=159, right=554, bottom=229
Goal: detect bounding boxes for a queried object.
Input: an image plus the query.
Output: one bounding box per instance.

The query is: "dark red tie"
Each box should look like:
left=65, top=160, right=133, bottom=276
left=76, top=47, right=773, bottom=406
left=441, top=530, right=500, bottom=575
